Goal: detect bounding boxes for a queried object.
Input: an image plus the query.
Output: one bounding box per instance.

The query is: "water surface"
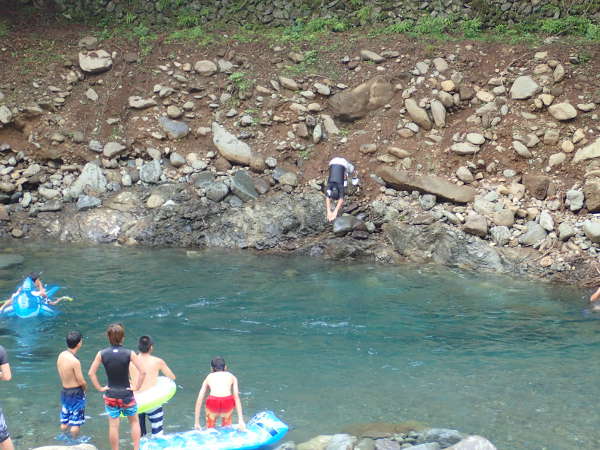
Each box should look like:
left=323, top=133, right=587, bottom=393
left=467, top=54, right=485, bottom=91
left=0, top=241, right=597, bottom=449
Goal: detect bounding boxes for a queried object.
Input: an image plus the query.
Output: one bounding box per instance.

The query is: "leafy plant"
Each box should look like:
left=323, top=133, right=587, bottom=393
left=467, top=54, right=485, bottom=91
left=413, top=16, right=453, bottom=35
left=229, top=71, right=253, bottom=98
left=167, top=26, right=213, bottom=45
left=369, top=19, right=414, bottom=36
left=124, top=12, right=137, bottom=25
left=176, top=9, right=200, bottom=28
left=461, top=18, right=482, bottom=38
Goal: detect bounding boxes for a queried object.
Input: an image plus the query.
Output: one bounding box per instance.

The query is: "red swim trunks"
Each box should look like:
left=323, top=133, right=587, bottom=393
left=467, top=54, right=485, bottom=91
left=205, top=395, right=235, bottom=414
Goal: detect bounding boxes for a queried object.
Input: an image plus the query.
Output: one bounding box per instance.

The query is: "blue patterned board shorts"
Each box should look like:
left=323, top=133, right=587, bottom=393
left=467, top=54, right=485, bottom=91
left=60, top=387, right=86, bottom=427
left=0, top=407, right=10, bottom=443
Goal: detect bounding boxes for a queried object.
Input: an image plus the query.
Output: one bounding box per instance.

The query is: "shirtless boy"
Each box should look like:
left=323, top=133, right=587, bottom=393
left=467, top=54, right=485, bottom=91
left=0, top=344, right=14, bottom=450
left=194, top=357, right=245, bottom=431
left=88, top=323, right=146, bottom=450
left=130, top=336, right=176, bottom=436
left=56, top=331, right=87, bottom=440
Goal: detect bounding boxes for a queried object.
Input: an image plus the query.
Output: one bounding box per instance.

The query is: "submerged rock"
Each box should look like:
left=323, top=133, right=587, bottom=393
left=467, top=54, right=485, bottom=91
left=0, top=254, right=24, bottom=270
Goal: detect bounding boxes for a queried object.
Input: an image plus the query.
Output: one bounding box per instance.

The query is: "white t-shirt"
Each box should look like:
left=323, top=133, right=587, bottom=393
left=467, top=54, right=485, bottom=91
left=329, top=157, right=354, bottom=176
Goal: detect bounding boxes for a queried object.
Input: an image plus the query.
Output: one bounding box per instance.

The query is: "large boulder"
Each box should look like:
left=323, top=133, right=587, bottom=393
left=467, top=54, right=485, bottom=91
left=510, top=76, right=540, bottom=100
left=405, top=98, right=432, bottom=130
left=377, top=167, right=476, bottom=203
left=212, top=122, right=253, bottom=166
left=329, top=76, right=393, bottom=121
left=60, top=209, right=135, bottom=243
left=67, top=163, right=107, bottom=198
left=446, top=436, right=496, bottom=450
left=78, top=50, right=112, bottom=73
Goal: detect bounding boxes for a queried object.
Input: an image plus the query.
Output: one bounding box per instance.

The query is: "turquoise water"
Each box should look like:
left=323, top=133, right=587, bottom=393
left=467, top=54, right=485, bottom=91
left=0, top=242, right=597, bottom=449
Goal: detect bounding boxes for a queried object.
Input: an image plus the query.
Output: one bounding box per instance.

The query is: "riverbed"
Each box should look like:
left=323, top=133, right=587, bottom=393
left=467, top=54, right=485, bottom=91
left=0, top=242, right=596, bottom=449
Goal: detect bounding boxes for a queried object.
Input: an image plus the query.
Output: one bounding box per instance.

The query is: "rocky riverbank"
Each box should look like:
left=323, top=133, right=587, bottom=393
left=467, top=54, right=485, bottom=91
left=2, top=22, right=600, bottom=286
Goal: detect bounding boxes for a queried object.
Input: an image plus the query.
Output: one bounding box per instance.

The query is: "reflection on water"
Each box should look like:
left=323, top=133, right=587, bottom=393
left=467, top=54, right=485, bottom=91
left=0, top=241, right=597, bottom=449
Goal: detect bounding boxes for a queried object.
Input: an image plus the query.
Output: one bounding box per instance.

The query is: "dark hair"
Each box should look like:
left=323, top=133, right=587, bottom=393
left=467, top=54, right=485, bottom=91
left=66, top=331, right=82, bottom=349
left=28, top=272, right=40, bottom=281
left=107, top=323, right=125, bottom=346
left=138, top=335, right=153, bottom=353
left=211, top=356, right=226, bottom=371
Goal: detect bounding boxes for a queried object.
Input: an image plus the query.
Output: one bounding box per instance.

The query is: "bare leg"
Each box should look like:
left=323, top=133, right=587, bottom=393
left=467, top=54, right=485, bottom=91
left=108, top=417, right=120, bottom=450
left=0, top=438, right=15, bottom=450
left=128, top=414, right=141, bottom=450
left=70, top=425, right=80, bottom=438
left=60, top=424, right=68, bottom=433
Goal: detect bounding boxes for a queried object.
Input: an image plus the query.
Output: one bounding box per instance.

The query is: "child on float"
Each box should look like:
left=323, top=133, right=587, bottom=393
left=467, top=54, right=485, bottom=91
left=194, top=356, right=246, bottom=431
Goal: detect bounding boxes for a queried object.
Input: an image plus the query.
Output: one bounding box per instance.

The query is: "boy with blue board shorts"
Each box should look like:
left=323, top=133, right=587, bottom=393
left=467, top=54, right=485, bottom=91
left=88, top=323, right=146, bottom=450
left=0, top=345, right=14, bottom=450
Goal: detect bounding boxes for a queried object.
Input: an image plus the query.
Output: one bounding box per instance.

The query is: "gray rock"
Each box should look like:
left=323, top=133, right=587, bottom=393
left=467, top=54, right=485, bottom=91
left=432, top=57, right=449, bottom=72
left=0, top=105, right=13, bottom=124
left=39, top=200, right=63, bottom=212
left=278, top=76, right=299, bottom=91
left=68, top=163, right=107, bottom=198
left=103, top=142, right=126, bottom=159
left=280, top=172, right=298, bottom=186
left=332, top=216, right=363, bottom=236
left=451, top=142, right=480, bottom=155
left=212, top=122, right=253, bottom=165
left=463, top=213, right=488, bottom=237
left=539, top=210, right=554, bottom=231
left=373, top=439, right=400, bottom=450
left=360, top=49, right=385, bottom=63
left=492, top=209, right=515, bottom=227
left=518, top=221, right=547, bottom=246
left=139, top=160, right=162, bottom=184
left=39, top=186, right=61, bottom=200
left=558, top=222, right=576, bottom=241
left=466, top=133, right=485, bottom=145
left=405, top=98, right=432, bottom=130
left=167, top=105, right=183, bottom=119
left=78, top=50, right=112, bottom=73
left=194, top=60, right=217, bottom=76
left=159, top=117, right=190, bottom=140
left=325, top=433, right=357, bottom=450
left=490, top=226, right=511, bottom=246
left=584, top=179, right=600, bottom=212
left=548, top=103, right=577, bottom=121
left=169, top=152, right=186, bottom=168
left=410, top=444, right=441, bottom=450
left=329, top=76, right=393, bottom=121
left=573, top=138, right=600, bottom=163
left=85, top=88, right=98, bottom=102
left=584, top=220, right=600, bottom=243
left=456, top=166, right=473, bottom=183
left=356, top=438, right=375, bottom=450
left=128, top=96, right=157, bottom=109
left=566, top=189, right=584, bottom=211
left=378, top=167, right=476, bottom=203
left=193, top=172, right=216, bottom=188
left=76, top=195, right=101, bottom=211
left=420, top=194, right=436, bottom=210
left=446, top=436, right=496, bottom=450
left=510, top=76, right=540, bottom=100
left=419, top=428, right=465, bottom=448
left=231, top=170, right=259, bottom=202
left=513, top=140, right=532, bottom=158
left=206, top=182, right=229, bottom=202
left=0, top=254, right=24, bottom=270
left=430, top=99, right=446, bottom=128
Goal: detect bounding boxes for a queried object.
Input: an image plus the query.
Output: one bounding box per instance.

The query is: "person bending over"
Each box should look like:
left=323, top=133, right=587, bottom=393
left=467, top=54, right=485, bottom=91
left=88, top=323, right=146, bottom=450
left=325, top=157, right=355, bottom=222
left=130, top=336, right=176, bottom=437
left=0, top=345, right=14, bottom=450
left=194, top=357, right=245, bottom=431
left=57, top=331, right=87, bottom=440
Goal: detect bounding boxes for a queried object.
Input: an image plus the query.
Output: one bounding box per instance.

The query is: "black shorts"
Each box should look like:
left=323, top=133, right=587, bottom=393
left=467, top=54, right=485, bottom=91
left=326, top=181, right=344, bottom=200
left=0, top=407, right=9, bottom=443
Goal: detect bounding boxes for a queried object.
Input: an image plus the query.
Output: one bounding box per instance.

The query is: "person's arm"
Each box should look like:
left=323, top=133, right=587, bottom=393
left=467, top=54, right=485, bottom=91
left=0, top=362, right=11, bottom=381
left=88, top=352, right=108, bottom=392
left=325, top=197, right=332, bottom=220
left=129, top=352, right=146, bottom=391
left=35, top=279, right=48, bottom=298
left=159, top=359, right=176, bottom=380
left=0, top=299, right=11, bottom=312
left=591, top=287, right=600, bottom=303
left=73, top=360, right=87, bottom=391
left=330, top=198, right=344, bottom=221
left=232, top=375, right=245, bottom=431
left=194, top=378, right=209, bottom=430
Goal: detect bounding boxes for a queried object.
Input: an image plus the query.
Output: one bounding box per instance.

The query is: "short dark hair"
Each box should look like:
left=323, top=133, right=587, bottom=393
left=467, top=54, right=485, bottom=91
left=28, top=272, right=40, bottom=281
left=107, top=323, right=125, bottom=346
left=66, top=331, right=82, bottom=349
left=138, top=335, right=153, bottom=353
left=211, top=356, right=226, bottom=371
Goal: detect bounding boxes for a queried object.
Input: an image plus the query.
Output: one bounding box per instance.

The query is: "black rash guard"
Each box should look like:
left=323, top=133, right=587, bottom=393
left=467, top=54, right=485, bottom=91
left=328, top=164, right=346, bottom=184
left=101, top=346, right=132, bottom=399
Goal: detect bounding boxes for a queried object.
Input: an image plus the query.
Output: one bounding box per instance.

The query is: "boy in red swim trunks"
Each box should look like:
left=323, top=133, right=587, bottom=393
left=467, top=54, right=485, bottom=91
left=194, top=357, right=245, bottom=431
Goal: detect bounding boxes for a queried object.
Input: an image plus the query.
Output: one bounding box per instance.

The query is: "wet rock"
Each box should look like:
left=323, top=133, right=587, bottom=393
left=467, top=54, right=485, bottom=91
left=159, top=117, right=190, bottom=140
left=139, top=160, right=162, bottom=184
left=446, top=436, right=496, bottom=450
left=419, top=429, right=465, bottom=448
left=573, top=138, right=600, bottom=163
left=0, top=254, right=24, bottom=270
left=518, top=221, right=547, bottom=246
left=329, top=76, right=393, bottom=121
left=548, top=103, right=577, bottom=121
left=231, top=170, right=259, bottom=202
left=68, top=163, right=107, bottom=198
left=103, top=142, right=126, bottom=159
left=128, top=96, right=157, bottom=109
left=522, top=174, right=550, bottom=200
left=510, top=76, right=540, bottom=100
left=377, top=167, right=476, bottom=203
left=76, top=195, right=101, bottom=211
left=78, top=50, right=112, bottom=73
left=584, top=220, right=600, bottom=243
left=405, top=98, right=432, bottom=130
left=463, top=213, right=487, bottom=237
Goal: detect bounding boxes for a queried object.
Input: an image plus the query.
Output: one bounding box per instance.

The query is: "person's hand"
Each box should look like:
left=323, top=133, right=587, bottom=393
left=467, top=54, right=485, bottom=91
left=237, top=422, right=247, bottom=432
left=194, top=422, right=201, bottom=430
left=99, top=386, right=109, bottom=392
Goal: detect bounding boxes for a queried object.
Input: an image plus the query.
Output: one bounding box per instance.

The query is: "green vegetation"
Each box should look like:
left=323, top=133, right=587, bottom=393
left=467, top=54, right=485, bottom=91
left=0, top=20, right=8, bottom=38
left=176, top=8, right=201, bottom=28
left=130, top=23, right=157, bottom=57
left=285, top=49, right=321, bottom=76
left=167, top=25, right=213, bottom=45
left=228, top=72, right=253, bottom=98
left=265, top=17, right=348, bottom=43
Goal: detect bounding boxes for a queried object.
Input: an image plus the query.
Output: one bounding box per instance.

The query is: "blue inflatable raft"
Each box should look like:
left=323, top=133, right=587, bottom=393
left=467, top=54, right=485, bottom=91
left=140, top=411, right=288, bottom=450
left=0, top=277, right=60, bottom=318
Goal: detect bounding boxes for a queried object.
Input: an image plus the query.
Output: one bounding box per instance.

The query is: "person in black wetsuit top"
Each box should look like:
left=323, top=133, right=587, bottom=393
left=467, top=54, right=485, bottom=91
left=325, top=157, right=356, bottom=222
left=88, top=323, right=146, bottom=450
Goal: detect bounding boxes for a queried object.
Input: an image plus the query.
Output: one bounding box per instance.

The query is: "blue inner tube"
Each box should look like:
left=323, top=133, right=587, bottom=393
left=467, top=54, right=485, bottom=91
left=1, top=278, right=60, bottom=318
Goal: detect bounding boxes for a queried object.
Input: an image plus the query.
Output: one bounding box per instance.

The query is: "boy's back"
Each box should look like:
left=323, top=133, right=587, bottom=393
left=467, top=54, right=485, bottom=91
left=132, top=354, right=167, bottom=392
left=205, top=371, right=236, bottom=397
